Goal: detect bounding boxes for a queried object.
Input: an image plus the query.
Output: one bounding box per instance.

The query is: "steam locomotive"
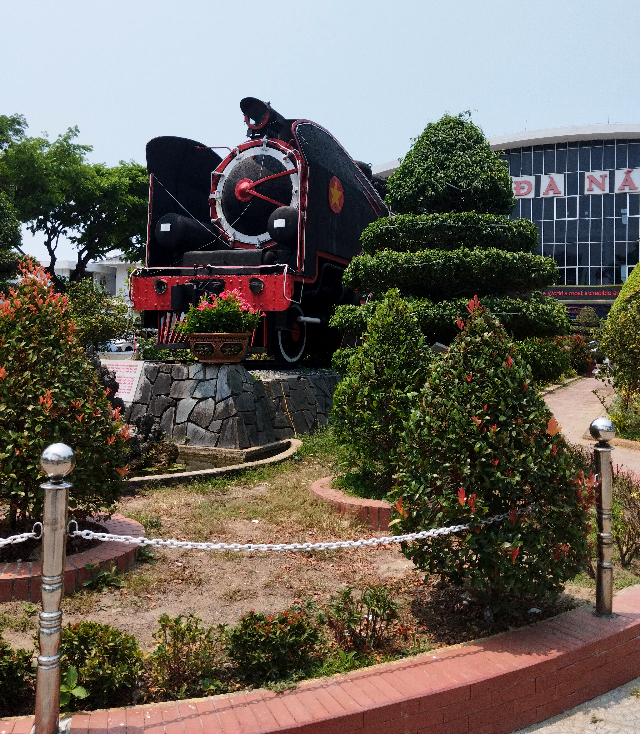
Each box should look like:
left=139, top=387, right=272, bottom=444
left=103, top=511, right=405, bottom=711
left=130, top=97, right=388, bottom=364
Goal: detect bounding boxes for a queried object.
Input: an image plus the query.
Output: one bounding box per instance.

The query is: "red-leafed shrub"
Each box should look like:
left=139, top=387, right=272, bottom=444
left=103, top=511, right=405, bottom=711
left=0, top=260, right=128, bottom=528
left=392, top=300, right=594, bottom=610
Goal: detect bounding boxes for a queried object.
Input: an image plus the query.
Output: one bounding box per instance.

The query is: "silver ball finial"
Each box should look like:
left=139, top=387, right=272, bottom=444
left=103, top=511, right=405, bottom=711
left=40, top=443, right=75, bottom=479
left=589, top=417, right=616, bottom=443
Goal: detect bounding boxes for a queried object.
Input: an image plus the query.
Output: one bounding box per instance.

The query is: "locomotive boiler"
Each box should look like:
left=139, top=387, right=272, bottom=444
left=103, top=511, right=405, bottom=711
left=130, top=97, right=388, bottom=364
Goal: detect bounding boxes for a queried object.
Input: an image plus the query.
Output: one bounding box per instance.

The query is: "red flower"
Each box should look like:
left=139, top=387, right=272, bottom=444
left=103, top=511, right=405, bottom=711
left=468, top=493, right=477, bottom=512
left=491, top=458, right=499, bottom=467
left=505, top=356, right=513, bottom=368
left=457, top=488, right=466, bottom=505
left=508, top=548, right=520, bottom=562
left=466, top=373, right=472, bottom=382
left=471, top=416, right=481, bottom=426
left=456, top=316, right=464, bottom=330
left=0, top=366, right=6, bottom=380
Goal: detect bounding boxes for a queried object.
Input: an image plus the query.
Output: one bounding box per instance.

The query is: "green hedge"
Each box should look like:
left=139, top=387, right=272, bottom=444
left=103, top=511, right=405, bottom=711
left=360, top=213, right=538, bottom=255
left=343, top=249, right=558, bottom=300
left=330, top=292, right=569, bottom=344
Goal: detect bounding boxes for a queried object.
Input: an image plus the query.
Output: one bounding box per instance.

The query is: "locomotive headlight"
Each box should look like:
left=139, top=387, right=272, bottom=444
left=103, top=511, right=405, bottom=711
left=154, top=279, right=168, bottom=295
left=249, top=278, right=265, bottom=295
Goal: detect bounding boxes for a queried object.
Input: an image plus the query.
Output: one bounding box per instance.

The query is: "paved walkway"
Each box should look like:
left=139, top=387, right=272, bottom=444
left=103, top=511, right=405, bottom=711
left=544, top=376, right=640, bottom=475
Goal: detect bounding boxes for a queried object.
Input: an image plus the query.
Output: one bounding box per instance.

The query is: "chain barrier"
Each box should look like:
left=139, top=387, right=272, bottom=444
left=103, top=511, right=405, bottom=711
left=0, top=522, right=42, bottom=548
left=67, top=508, right=531, bottom=554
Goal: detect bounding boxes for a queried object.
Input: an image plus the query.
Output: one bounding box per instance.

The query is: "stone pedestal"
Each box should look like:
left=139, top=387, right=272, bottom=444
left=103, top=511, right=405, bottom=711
left=124, top=363, right=340, bottom=449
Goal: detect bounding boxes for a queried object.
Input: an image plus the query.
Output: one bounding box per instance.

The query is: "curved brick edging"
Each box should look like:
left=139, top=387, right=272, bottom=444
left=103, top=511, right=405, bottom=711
left=310, top=476, right=392, bottom=531
left=0, top=514, right=144, bottom=603
left=3, top=585, right=640, bottom=734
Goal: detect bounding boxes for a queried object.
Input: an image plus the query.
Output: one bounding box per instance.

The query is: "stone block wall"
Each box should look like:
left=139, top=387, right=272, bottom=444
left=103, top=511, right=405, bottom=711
left=124, top=363, right=340, bottom=449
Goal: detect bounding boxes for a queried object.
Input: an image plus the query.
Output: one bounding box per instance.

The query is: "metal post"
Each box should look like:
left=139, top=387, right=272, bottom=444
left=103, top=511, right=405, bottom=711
left=34, top=444, right=75, bottom=734
left=589, top=418, right=616, bottom=617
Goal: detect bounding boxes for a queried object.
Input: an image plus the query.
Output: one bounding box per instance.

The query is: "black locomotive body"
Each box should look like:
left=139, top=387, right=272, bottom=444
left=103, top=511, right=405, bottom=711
left=130, top=97, right=388, bottom=364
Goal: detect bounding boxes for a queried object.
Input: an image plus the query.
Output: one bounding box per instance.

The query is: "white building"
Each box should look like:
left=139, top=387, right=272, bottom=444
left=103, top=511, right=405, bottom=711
left=54, top=254, right=140, bottom=305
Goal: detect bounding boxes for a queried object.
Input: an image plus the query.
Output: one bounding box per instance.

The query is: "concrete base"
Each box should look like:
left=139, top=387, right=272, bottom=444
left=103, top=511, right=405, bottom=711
left=124, top=363, right=340, bottom=449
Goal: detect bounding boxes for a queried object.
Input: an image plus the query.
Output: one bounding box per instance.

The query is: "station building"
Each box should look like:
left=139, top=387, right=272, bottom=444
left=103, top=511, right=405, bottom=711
left=490, top=125, right=640, bottom=316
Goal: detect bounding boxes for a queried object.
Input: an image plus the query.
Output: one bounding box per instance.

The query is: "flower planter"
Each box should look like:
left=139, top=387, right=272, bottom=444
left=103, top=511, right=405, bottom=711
left=185, top=332, right=250, bottom=363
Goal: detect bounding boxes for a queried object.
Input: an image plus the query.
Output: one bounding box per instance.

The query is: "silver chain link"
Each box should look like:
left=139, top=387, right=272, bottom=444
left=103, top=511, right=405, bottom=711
left=66, top=509, right=528, bottom=553
left=0, top=522, right=43, bottom=548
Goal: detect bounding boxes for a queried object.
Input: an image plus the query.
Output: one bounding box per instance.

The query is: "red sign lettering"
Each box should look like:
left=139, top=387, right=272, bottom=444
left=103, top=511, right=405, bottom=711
left=617, top=169, right=638, bottom=192
left=586, top=173, right=607, bottom=192
left=514, top=180, right=533, bottom=196
left=542, top=175, right=562, bottom=196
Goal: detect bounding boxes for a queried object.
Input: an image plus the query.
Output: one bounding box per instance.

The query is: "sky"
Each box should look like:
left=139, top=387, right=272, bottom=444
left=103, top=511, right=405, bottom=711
left=3, top=0, right=639, bottom=264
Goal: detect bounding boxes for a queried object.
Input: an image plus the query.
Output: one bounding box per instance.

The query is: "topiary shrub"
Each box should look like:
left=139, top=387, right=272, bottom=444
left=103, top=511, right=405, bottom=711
left=331, top=289, right=430, bottom=491
left=59, top=621, right=144, bottom=709
left=226, top=604, right=323, bottom=684
left=331, top=292, right=570, bottom=346
left=0, top=260, right=129, bottom=528
left=0, top=635, right=33, bottom=714
left=391, top=298, right=593, bottom=611
left=360, top=212, right=538, bottom=255
left=513, top=337, right=571, bottom=385
left=343, top=248, right=558, bottom=300
left=385, top=112, right=515, bottom=216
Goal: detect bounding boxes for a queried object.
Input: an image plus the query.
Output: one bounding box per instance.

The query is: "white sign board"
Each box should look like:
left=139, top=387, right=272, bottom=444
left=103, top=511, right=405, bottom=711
left=100, top=360, right=143, bottom=403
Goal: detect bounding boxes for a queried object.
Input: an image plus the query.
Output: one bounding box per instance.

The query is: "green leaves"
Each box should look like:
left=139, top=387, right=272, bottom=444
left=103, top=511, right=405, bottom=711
left=60, top=621, right=143, bottom=710
left=385, top=112, right=515, bottom=215
left=0, top=261, right=128, bottom=527
left=391, top=305, right=591, bottom=610
left=361, top=212, right=538, bottom=255
left=59, top=666, right=89, bottom=709
left=343, top=248, right=558, bottom=300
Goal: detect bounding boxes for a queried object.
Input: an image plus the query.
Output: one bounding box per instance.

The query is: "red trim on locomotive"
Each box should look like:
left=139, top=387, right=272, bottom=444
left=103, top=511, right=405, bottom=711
left=130, top=269, right=294, bottom=314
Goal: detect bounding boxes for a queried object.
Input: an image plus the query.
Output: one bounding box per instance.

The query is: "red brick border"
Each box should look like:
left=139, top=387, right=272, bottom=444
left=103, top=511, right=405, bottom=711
left=0, top=514, right=143, bottom=602
left=310, top=476, right=392, bottom=531
left=3, top=585, right=640, bottom=733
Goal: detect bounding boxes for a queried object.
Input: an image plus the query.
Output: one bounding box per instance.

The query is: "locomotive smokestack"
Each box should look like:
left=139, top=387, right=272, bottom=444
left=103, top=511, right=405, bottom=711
left=240, top=97, right=287, bottom=139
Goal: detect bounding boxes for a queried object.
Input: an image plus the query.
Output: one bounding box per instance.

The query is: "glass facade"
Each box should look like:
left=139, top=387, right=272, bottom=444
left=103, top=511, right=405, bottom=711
left=500, top=140, right=640, bottom=286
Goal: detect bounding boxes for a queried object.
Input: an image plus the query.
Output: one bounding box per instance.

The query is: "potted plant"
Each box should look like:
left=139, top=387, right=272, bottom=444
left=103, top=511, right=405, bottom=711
left=176, top=290, right=262, bottom=363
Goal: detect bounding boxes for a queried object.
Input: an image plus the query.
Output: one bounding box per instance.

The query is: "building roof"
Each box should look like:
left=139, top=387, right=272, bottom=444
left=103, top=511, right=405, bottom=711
left=488, top=124, right=640, bottom=151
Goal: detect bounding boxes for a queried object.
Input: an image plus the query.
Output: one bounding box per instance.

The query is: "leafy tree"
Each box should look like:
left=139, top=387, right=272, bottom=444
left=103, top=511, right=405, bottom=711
left=0, top=114, right=27, bottom=151
left=0, top=126, right=91, bottom=275
left=391, top=301, right=593, bottom=610
left=67, top=161, right=148, bottom=277
left=0, top=260, right=129, bottom=529
left=65, top=278, right=135, bottom=350
left=0, top=118, right=147, bottom=278
left=0, top=192, right=23, bottom=291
